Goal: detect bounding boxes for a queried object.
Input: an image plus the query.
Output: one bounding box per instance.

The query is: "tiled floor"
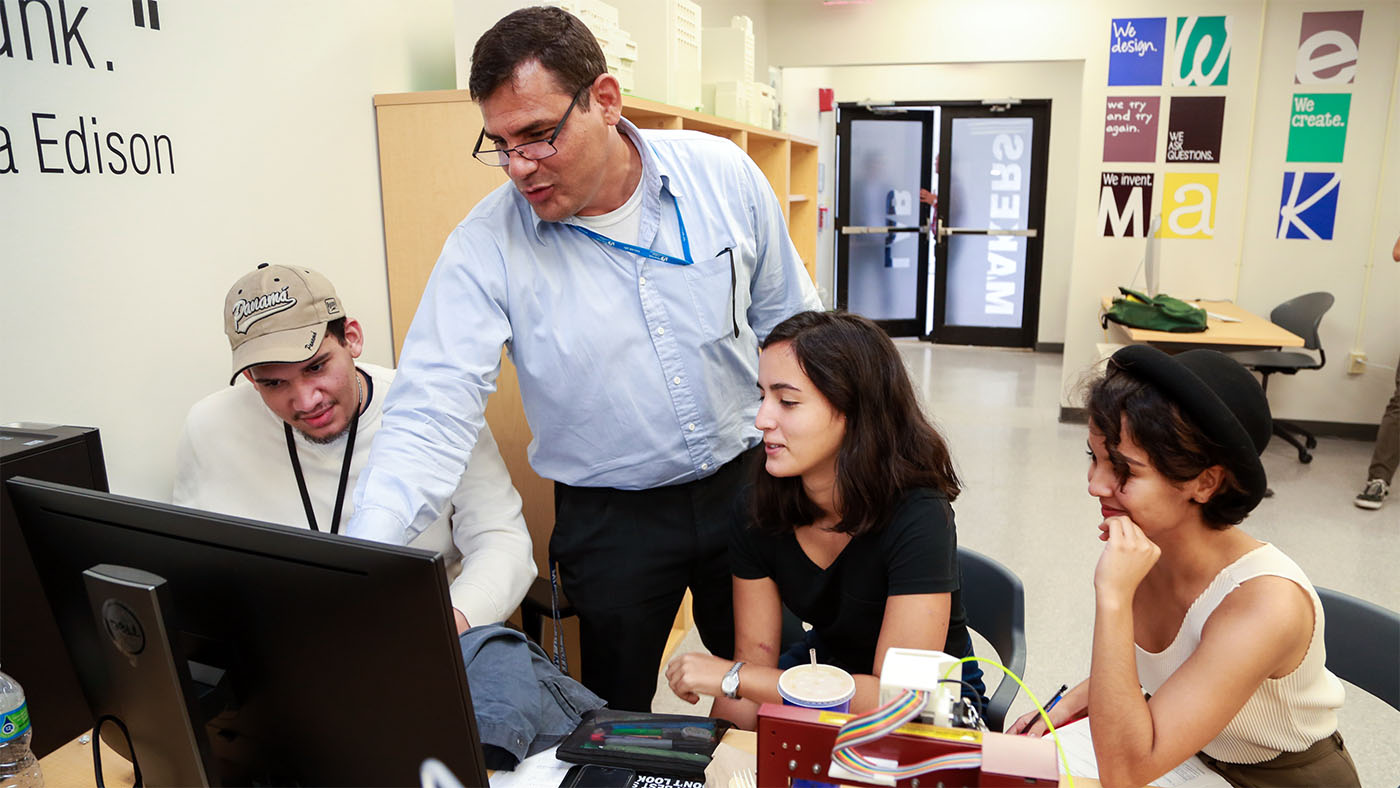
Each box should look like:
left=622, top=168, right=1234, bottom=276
left=653, top=342, right=1399, bottom=786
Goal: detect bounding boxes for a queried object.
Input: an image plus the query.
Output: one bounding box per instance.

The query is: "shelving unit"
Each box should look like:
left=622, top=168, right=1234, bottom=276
left=371, top=89, right=819, bottom=672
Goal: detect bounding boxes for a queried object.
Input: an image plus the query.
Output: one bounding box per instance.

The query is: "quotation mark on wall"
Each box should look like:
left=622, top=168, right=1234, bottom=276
left=131, top=0, right=159, bottom=30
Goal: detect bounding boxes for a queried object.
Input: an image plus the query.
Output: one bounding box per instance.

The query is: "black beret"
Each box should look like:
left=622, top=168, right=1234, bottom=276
left=1109, top=345, right=1271, bottom=512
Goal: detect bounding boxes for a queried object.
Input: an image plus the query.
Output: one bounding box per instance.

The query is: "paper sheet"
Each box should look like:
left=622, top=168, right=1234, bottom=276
left=1048, top=718, right=1230, bottom=788
left=488, top=745, right=573, bottom=788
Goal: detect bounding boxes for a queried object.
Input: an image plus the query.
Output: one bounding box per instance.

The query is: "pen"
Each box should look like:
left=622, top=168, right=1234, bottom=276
left=1043, top=684, right=1069, bottom=713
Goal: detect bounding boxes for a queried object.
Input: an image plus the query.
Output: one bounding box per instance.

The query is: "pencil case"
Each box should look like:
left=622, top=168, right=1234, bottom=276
left=554, top=709, right=734, bottom=779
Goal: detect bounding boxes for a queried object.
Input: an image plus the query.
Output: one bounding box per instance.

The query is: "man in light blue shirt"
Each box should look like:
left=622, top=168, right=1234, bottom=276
left=348, top=7, right=819, bottom=710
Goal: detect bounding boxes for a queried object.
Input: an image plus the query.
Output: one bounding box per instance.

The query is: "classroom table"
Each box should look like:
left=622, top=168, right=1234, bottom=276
left=38, top=733, right=134, bottom=787
left=1099, top=297, right=1304, bottom=353
left=40, top=728, right=1103, bottom=787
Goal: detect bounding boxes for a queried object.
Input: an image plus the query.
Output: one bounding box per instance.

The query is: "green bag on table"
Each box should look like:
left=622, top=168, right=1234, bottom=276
left=1102, top=286, right=1207, bottom=333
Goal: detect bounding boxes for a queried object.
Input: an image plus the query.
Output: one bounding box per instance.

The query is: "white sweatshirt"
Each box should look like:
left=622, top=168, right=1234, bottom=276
left=173, top=362, right=535, bottom=626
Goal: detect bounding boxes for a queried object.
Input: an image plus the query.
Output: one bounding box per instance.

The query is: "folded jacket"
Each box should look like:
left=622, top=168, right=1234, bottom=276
left=460, top=623, right=606, bottom=770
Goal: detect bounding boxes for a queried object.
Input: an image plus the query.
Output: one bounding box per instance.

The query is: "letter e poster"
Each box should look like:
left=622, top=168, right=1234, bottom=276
left=1296, top=11, right=1363, bottom=84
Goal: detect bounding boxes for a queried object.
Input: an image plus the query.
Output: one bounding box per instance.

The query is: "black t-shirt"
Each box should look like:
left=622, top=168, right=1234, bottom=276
left=729, top=488, right=973, bottom=676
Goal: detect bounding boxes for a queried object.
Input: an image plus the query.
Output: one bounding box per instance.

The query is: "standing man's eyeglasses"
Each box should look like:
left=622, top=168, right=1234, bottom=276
left=472, top=86, right=589, bottom=167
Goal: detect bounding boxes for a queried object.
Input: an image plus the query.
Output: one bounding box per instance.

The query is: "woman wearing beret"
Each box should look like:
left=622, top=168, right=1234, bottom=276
left=1011, top=346, right=1358, bottom=788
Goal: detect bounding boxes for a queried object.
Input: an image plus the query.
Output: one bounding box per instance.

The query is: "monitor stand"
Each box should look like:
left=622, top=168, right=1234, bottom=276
left=83, top=564, right=215, bottom=788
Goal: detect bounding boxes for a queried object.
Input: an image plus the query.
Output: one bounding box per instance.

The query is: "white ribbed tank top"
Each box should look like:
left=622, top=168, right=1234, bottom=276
left=1134, top=543, right=1345, bottom=764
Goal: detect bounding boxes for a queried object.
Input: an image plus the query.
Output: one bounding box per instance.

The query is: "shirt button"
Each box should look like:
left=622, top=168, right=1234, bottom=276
left=639, top=276, right=647, bottom=285
left=687, top=423, right=696, bottom=431
left=656, top=326, right=665, bottom=335
left=672, top=376, right=682, bottom=385
left=701, top=462, right=710, bottom=470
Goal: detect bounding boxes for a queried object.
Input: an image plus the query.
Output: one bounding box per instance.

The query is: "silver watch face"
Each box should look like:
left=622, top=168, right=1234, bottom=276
left=722, top=663, right=741, bottom=697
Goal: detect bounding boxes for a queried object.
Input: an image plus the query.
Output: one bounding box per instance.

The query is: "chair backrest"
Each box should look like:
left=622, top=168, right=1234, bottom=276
left=1315, top=586, right=1400, bottom=711
left=1268, top=292, right=1334, bottom=353
left=957, top=547, right=1027, bottom=732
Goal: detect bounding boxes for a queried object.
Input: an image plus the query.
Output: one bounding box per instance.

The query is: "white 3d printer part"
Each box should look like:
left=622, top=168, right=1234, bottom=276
left=878, top=648, right=962, bottom=727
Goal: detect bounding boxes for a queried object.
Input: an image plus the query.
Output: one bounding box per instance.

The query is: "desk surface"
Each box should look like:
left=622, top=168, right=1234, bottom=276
left=1100, top=298, right=1304, bottom=349
left=39, top=734, right=134, bottom=787
left=42, top=728, right=1102, bottom=787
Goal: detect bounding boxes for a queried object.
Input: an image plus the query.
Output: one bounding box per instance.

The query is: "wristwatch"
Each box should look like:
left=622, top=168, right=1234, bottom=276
left=721, top=661, right=745, bottom=699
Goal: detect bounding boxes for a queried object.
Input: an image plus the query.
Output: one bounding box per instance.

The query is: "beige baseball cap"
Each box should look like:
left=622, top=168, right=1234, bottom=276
left=224, top=263, right=344, bottom=384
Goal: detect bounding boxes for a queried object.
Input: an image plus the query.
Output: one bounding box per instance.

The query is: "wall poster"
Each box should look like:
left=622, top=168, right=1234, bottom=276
left=1296, top=10, right=1364, bottom=85
left=1172, top=16, right=1231, bottom=87
left=1103, top=96, right=1160, bottom=162
left=1099, top=172, right=1156, bottom=238
left=1109, top=18, right=1166, bottom=86
left=1166, top=96, right=1226, bottom=163
left=1278, top=172, right=1340, bottom=240
left=1161, top=172, right=1218, bottom=239
left=1287, top=93, right=1351, bottom=162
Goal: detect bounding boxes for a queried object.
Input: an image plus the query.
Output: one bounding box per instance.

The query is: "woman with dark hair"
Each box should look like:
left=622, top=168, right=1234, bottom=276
left=1010, top=345, right=1358, bottom=788
left=665, top=310, right=983, bottom=729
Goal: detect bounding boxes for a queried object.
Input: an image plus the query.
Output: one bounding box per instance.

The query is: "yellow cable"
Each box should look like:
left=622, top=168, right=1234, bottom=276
left=942, top=656, right=1075, bottom=788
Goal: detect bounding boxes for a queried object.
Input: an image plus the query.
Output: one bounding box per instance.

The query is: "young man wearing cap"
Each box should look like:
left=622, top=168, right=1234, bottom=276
left=346, top=7, right=820, bottom=711
left=173, top=263, right=536, bottom=633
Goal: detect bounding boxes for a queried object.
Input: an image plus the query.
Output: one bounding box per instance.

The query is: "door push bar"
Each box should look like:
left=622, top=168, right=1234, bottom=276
left=936, top=220, right=1038, bottom=238
left=839, top=225, right=928, bottom=235
left=840, top=224, right=1040, bottom=238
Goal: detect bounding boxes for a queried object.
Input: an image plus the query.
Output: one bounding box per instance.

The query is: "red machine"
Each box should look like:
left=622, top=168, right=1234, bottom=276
left=756, top=703, right=1060, bottom=787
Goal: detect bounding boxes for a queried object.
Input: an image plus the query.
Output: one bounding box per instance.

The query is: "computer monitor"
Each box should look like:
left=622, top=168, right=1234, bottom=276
left=0, top=424, right=109, bottom=757
left=8, top=477, right=488, bottom=787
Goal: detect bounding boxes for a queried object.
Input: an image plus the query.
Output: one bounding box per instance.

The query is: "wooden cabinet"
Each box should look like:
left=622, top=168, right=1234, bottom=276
left=371, top=89, right=818, bottom=669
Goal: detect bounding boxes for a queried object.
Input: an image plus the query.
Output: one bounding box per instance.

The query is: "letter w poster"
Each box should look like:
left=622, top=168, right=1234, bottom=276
left=1172, top=16, right=1231, bottom=86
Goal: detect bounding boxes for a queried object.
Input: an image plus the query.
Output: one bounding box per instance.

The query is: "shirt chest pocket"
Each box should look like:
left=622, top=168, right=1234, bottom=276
left=682, top=246, right=739, bottom=342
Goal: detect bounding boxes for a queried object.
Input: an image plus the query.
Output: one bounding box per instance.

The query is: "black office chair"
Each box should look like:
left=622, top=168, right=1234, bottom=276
left=1229, top=292, right=1334, bottom=463
left=1316, top=586, right=1400, bottom=711
left=957, top=547, right=1027, bottom=732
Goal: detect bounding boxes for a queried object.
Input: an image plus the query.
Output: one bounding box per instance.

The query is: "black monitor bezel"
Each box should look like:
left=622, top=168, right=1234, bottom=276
left=9, top=477, right=488, bottom=787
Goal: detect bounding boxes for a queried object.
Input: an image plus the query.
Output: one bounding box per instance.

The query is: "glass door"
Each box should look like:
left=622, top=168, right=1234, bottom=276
left=931, top=102, right=1050, bottom=347
left=834, top=105, right=935, bottom=338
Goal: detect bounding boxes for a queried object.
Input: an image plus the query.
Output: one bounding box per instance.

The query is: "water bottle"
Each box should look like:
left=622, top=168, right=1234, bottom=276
left=0, top=669, right=43, bottom=788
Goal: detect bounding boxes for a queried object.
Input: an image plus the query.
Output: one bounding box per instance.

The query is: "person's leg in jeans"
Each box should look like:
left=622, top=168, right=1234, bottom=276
left=1356, top=362, right=1400, bottom=509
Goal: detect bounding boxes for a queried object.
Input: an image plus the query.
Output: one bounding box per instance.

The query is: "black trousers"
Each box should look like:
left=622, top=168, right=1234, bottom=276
left=549, top=449, right=753, bottom=711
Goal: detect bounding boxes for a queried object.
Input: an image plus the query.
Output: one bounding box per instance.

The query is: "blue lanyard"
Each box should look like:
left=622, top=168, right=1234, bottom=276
left=567, top=193, right=694, bottom=266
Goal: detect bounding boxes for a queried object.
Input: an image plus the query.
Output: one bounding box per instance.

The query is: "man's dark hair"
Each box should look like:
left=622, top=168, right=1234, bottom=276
left=325, top=317, right=347, bottom=345
left=750, top=311, right=961, bottom=538
left=1086, top=366, right=1253, bottom=528
left=469, top=6, right=606, bottom=107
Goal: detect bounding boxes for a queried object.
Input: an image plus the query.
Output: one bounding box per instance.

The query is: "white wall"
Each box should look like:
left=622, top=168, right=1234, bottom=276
left=781, top=62, right=1086, bottom=345
left=1057, top=0, right=1399, bottom=423
left=759, top=0, right=1399, bottom=425
left=1, top=0, right=455, bottom=500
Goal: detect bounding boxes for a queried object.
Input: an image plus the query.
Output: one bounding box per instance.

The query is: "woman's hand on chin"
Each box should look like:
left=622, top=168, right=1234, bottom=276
left=1094, top=515, right=1160, bottom=603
